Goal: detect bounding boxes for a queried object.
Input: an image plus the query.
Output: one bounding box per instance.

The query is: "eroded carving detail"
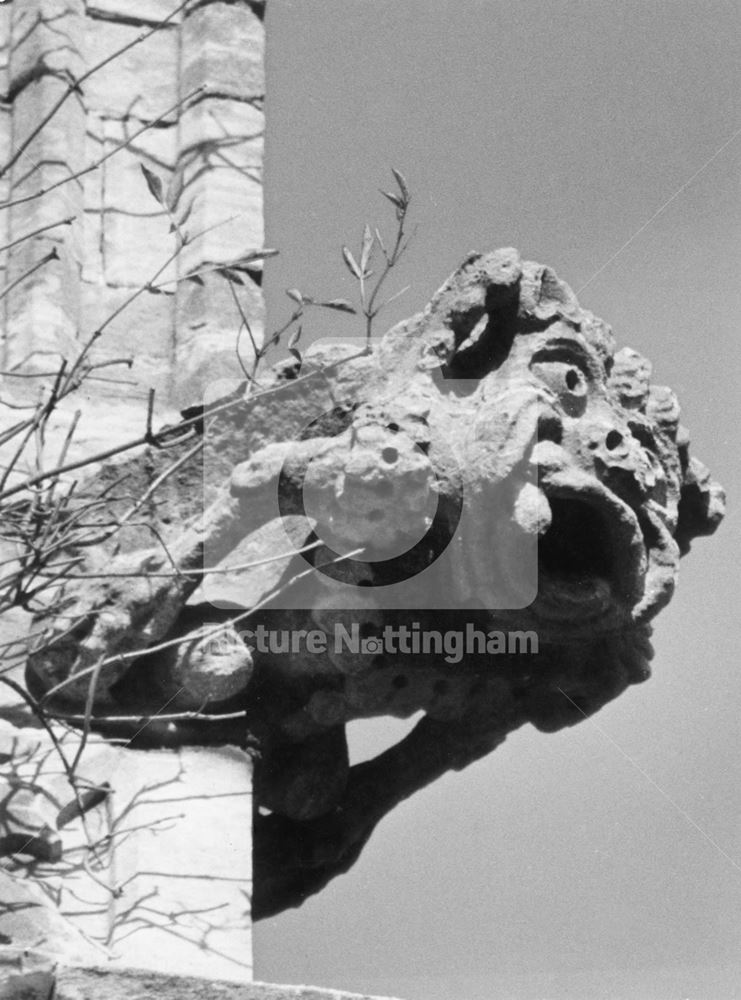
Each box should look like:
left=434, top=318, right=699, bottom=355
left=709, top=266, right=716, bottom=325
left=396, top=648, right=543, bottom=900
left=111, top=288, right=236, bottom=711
left=26, top=249, right=724, bottom=916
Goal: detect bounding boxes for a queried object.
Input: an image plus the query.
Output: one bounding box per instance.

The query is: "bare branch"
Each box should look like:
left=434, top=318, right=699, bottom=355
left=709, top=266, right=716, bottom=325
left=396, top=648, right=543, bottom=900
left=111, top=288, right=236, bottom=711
left=0, top=216, right=75, bottom=254
left=0, top=248, right=59, bottom=304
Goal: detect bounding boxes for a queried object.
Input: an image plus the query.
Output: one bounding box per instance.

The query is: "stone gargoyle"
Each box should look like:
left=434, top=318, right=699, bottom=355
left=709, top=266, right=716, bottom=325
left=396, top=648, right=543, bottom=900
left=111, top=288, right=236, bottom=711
left=25, top=248, right=724, bottom=918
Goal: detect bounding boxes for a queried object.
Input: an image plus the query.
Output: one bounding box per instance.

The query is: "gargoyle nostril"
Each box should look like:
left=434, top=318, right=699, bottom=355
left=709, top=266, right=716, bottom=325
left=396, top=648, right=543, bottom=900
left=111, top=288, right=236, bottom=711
left=605, top=430, right=623, bottom=451
left=537, top=414, right=563, bottom=444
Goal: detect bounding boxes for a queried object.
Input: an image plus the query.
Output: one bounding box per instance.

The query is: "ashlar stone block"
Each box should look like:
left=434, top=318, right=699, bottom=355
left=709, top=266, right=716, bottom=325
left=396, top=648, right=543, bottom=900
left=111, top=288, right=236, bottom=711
left=9, top=0, right=85, bottom=95
left=0, top=723, right=253, bottom=983
left=181, top=1, right=265, bottom=102
left=83, top=18, right=178, bottom=122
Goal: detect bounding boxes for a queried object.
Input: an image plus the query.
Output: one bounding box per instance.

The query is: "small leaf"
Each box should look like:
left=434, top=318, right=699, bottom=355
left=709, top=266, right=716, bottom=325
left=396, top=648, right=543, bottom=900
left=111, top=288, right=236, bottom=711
left=218, top=267, right=244, bottom=285
left=288, top=347, right=302, bottom=364
left=285, top=288, right=304, bottom=305
left=178, top=200, right=194, bottom=227
left=360, top=224, right=374, bottom=274
left=319, top=298, right=357, bottom=314
left=140, top=164, right=165, bottom=206
left=391, top=167, right=410, bottom=203
left=232, top=248, right=279, bottom=266
left=167, top=168, right=185, bottom=212
left=287, top=324, right=302, bottom=349
left=187, top=273, right=205, bottom=286
left=342, top=246, right=362, bottom=279
left=380, top=189, right=404, bottom=210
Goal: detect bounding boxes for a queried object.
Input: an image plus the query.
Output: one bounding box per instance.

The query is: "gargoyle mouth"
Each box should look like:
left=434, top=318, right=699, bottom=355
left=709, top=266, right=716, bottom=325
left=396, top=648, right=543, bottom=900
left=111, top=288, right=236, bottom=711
left=531, top=475, right=648, bottom=625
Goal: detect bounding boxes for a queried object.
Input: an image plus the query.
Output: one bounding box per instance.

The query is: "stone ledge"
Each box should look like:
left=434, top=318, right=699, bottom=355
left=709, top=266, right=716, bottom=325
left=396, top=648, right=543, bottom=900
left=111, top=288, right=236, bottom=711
left=2, top=967, right=406, bottom=1000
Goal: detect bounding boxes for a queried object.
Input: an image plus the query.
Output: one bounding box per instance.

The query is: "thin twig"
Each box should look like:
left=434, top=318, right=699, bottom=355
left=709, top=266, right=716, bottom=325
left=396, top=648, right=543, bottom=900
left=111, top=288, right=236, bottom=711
left=145, top=389, right=156, bottom=444
left=0, top=249, right=59, bottom=304
left=32, top=537, right=323, bottom=580
left=51, top=709, right=249, bottom=726
left=0, top=216, right=75, bottom=254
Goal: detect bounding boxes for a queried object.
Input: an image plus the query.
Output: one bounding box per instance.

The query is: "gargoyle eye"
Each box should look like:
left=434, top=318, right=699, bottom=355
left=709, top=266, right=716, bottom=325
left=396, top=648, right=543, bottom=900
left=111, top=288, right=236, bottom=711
left=530, top=359, right=589, bottom=417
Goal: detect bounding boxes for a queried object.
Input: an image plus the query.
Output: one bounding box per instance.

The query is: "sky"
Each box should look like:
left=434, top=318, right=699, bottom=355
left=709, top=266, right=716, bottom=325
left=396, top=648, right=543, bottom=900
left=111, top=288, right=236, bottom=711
left=256, top=2, right=741, bottom=998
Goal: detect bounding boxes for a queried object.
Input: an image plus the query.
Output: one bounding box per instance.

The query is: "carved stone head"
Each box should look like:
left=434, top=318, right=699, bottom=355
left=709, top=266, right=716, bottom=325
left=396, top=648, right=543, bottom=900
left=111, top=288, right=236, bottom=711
left=26, top=249, right=724, bottom=916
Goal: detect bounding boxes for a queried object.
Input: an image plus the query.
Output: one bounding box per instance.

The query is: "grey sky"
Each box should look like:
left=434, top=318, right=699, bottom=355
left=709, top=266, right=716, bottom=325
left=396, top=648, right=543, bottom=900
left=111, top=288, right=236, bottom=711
left=257, top=2, right=740, bottom=997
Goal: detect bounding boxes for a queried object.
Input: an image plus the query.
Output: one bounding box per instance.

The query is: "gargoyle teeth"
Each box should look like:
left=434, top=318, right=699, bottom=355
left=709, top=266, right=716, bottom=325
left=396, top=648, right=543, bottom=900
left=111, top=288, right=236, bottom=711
left=512, top=481, right=552, bottom=536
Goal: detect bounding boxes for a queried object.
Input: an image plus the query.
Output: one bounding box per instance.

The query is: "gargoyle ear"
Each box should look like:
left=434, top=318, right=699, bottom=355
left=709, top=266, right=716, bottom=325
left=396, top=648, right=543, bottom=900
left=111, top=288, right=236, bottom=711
left=675, top=454, right=726, bottom=555
left=379, top=247, right=524, bottom=375
left=425, top=246, right=524, bottom=344
left=517, top=261, right=581, bottom=325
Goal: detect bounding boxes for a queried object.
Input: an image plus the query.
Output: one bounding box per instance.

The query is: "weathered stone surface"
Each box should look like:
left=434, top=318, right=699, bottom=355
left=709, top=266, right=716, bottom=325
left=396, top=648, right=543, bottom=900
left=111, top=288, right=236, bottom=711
left=0, top=99, right=10, bottom=274
left=3, top=66, right=85, bottom=373
left=53, top=968, right=403, bottom=1000
left=25, top=249, right=725, bottom=919
left=178, top=98, right=263, bottom=181
left=193, top=516, right=311, bottom=611
left=8, top=0, right=86, bottom=95
left=9, top=79, right=86, bottom=186
left=2, top=237, right=81, bottom=377
left=81, top=216, right=105, bottom=284
left=0, top=5, right=11, bottom=81
left=0, top=0, right=10, bottom=247
left=81, top=282, right=175, bottom=383
left=83, top=19, right=178, bottom=121
left=0, top=872, right=107, bottom=969
left=181, top=2, right=265, bottom=101
left=151, top=621, right=254, bottom=709
left=608, top=346, right=652, bottom=410
left=78, top=114, right=105, bottom=283
left=102, top=209, right=177, bottom=287
left=0, top=966, right=55, bottom=1000
left=0, top=106, right=9, bottom=168
left=0, top=723, right=253, bottom=982
left=177, top=99, right=264, bottom=270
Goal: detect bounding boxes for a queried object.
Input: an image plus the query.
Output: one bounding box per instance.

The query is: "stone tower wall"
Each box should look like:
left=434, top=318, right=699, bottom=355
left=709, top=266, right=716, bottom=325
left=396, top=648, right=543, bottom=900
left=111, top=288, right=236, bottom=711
left=0, top=0, right=265, bottom=439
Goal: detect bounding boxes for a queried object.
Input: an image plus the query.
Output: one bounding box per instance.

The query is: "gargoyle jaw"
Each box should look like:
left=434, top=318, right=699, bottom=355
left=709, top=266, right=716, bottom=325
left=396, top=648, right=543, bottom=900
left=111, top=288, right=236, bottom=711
left=525, top=435, right=684, bottom=633
left=529, top=483, right=651, bottom=630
